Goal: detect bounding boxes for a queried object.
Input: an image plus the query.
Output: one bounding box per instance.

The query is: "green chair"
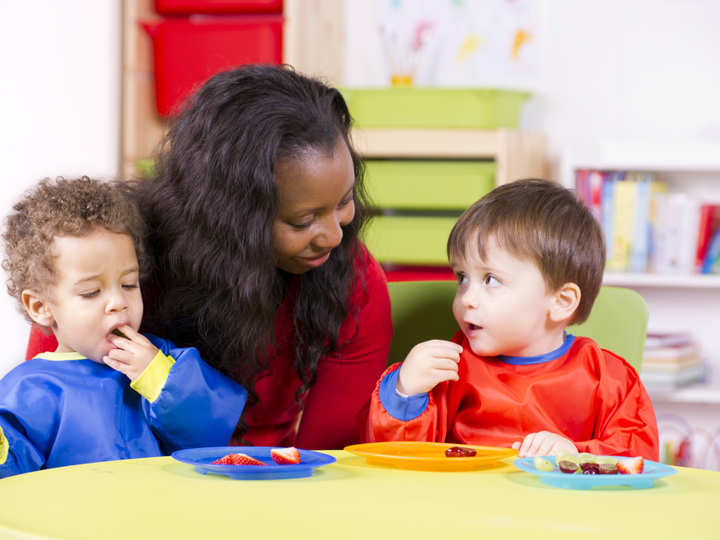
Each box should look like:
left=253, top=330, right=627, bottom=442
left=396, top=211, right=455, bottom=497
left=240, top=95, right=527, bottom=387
left=387, top=281, right=648, bottom=373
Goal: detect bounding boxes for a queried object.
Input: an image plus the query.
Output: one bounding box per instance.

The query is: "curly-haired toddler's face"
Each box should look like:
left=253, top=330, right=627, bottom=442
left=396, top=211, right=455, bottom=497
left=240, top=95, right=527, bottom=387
left=42, top=229, right=144, bottom=362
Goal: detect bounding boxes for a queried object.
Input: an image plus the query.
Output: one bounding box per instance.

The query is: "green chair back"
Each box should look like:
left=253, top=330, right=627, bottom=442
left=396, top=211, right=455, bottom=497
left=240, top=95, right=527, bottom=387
left=566, top=286, right=648, bottom=373
left=387, top=281, right=648, bottom=373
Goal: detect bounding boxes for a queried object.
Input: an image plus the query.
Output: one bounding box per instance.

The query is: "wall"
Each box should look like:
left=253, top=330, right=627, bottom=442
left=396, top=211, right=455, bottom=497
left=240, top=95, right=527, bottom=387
left=345, top=0, right=720, bottom=178
left=0, top=1, right=121, bottom=377
left=0, top=0, right=718, bottom=382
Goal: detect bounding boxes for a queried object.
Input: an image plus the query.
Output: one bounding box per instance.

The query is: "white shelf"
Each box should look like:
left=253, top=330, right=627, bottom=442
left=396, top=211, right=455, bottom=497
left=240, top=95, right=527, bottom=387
left=567, top=141, right=720, bottom=173
left=648, top=381, right=720, bottom=405
left=603, top=272, right=720, bottom=289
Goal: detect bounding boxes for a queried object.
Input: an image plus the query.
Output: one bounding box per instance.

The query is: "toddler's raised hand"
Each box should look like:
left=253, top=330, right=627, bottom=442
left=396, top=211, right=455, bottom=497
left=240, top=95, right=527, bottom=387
left=396, top=340, right=463, bottom=397
left=103, top=326, right=159, bottom=382
left=512, top=431, right=578, bottom=457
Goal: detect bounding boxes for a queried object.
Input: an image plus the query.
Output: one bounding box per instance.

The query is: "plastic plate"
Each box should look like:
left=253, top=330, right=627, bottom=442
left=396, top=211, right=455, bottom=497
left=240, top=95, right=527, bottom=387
left=513, top=456, right=678, bottom=489
left=344, top=441, right=517, bottom=471
left=171, top=447, right=336, bottom=480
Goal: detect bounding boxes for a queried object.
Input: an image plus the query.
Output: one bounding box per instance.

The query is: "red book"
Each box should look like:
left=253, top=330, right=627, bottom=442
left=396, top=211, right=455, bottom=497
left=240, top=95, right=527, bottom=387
left=695, top=203, right=720, bottom=270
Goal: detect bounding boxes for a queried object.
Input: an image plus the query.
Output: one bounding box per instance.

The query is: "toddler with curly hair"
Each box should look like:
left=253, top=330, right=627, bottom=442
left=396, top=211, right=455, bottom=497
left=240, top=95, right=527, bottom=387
left=0, top=177, right=247, bottom=477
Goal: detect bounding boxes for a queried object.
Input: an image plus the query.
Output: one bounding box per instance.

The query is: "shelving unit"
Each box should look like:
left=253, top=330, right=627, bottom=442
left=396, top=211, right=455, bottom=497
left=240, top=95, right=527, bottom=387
left=564, top=144, right=720, bottom=405
left=353, top=128, right=546, bottom=186
left=121, top=0, right=344, bottom=177
left=355, top=128, right=546, bottom=267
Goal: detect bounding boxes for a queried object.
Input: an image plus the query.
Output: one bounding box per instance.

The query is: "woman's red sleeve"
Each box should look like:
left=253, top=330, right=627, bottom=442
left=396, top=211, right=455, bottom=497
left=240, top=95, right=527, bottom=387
left=294, top=253, right=393, bottom=450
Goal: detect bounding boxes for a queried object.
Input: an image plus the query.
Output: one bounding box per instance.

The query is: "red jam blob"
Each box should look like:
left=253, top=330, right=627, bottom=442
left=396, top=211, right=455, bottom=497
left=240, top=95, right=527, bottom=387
left=445, top=446, right=477, bottom=457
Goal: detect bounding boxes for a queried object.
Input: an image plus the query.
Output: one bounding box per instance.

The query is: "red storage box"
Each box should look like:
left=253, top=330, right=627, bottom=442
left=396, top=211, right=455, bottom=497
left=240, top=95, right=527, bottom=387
left=155, top=0, right=283, bottom=15
left=142, top=15, right=283, bottom=115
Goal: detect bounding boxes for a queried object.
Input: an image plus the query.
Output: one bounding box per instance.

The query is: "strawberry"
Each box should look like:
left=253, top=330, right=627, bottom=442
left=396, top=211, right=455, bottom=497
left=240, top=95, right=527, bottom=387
left=616, top=456, right=644, bottom=475
left=210, top=453, right=267, bottom=466
left=270, top=447, right=301, bottom=465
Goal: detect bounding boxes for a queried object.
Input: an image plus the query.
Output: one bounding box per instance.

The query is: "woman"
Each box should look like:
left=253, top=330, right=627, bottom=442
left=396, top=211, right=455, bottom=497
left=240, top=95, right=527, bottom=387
left=129, top=65, right=392, bottom=450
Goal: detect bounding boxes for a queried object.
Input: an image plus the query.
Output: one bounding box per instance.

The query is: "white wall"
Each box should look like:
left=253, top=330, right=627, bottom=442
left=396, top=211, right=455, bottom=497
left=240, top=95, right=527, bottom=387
left=345, top=0, right=720, bottom=177
left=1, top=0, right=718, bottom=381
left=0, top=1, right=121, bottom=377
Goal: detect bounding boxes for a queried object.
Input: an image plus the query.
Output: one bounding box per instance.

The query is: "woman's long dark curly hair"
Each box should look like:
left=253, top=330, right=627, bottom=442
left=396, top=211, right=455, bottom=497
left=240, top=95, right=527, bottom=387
left=128, top=65, right=372, bottom=430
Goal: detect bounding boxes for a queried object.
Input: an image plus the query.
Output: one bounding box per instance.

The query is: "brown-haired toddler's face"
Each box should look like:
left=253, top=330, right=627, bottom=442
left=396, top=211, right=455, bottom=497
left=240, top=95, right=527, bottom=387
left=451, top=237, right=562, bottom=358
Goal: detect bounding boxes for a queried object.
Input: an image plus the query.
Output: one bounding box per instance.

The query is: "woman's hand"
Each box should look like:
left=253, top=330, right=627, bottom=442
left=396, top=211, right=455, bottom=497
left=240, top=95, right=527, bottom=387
left=396, top=340, right=463, bottom=397
left=512, top=431, right=578, bottom=457
left=103, top=326, right=159, bottom=382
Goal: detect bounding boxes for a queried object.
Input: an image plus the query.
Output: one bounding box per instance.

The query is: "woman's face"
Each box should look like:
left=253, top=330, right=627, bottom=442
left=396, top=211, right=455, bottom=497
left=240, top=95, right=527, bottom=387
left=273, top=140, right=356, bottom=274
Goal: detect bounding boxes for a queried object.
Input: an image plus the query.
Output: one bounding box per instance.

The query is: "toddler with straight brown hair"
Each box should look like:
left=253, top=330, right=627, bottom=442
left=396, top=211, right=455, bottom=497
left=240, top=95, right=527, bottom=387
left=363, top=178, right=659, bottom=460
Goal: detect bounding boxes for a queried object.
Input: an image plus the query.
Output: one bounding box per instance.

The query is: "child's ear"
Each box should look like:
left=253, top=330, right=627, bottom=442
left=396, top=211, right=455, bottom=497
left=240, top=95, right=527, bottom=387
left=549, top=283, right=581, bottom=324
left=22, top=290, right=55, bottom=327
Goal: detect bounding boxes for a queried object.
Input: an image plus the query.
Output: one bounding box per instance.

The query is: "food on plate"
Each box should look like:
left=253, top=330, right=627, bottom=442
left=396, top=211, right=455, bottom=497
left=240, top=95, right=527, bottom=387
left=444, top=446, right=478, bottom=457
left=270, top=447, right=301, bottom=465
left=111, top=328, right=129, bottom=339
left=533, top=457, right=555, bottom=472
left=558, top=460, right=579, bottom=474
left=616, top=456, right=644, bottom=475
left=580, top=462, right=601, bottom=475
left=210, top=453, right=267, bottom=466
left=534, top=452, right=642, bottom=475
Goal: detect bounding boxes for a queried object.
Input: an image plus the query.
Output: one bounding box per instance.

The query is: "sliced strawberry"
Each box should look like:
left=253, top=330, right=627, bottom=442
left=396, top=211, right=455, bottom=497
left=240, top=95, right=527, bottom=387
left=210, top=453, right=267, bottom=466
left=270, top=447, right=301, bottom=465
left=616, top=456, right=644, bottom=475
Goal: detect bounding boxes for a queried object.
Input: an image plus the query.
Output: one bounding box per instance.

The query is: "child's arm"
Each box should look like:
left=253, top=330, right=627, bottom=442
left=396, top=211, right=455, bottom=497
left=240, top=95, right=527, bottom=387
left=0, top=370, right=58, bottom=478
left=362, top=339, right=462, bottom=443
left=572, top=362, right=659, bottom=460
left=0, top=421, right=46, bottom=478
left=130, top=335, right=248, bottom=453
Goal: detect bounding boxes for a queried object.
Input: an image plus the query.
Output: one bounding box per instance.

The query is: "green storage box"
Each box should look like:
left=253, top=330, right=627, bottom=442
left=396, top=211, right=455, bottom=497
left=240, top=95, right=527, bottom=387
left=363, top=215, right=458, bottom=266
left=364, top=160, right=495, bottom=211
left=341, top=88, right=530, bottom=129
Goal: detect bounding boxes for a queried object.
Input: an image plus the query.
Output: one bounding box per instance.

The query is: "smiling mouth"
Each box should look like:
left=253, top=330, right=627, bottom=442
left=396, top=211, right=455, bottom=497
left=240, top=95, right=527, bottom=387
left=305, top=252, right=331, bottom=261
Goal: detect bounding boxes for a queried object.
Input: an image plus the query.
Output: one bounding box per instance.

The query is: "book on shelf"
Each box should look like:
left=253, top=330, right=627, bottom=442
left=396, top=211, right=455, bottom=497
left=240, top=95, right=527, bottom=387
left=650, top=192, right=700, bottom=275
left=601, top=173, right=616, bottom=265
left=643, top=343, right=701, bottom=363
left=642, top=357, right=703, bottom=373
left=641, top=331, right=705, bottom=388
left=645, top=332, right=694, bottom=349
left=640, top=363, right=705, bottom=388
left=701, top=225, right=720, bottom=274
left=571, top=169, right=720, bottom=275
left=695, top=203, right=720, bottom=271
left=610, top=176, right=637, bottom=271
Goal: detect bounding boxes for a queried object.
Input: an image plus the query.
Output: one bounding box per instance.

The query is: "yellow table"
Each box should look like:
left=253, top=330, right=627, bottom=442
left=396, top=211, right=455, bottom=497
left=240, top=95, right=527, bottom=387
left=0, top=451, right=718, bottom=539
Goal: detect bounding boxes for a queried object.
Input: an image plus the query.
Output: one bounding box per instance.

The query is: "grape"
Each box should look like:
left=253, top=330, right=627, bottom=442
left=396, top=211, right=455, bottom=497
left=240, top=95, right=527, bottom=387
left=533, top=457, right=555, bottom=472
left=581, top=462, right=601, bottom=474
left=558, top=460, right=579, bottom=474
left=556, top=451, right=580, bottom=466
left=445, top=446, right=477, bottom=457
left=599, top=463, right=619, bottom=475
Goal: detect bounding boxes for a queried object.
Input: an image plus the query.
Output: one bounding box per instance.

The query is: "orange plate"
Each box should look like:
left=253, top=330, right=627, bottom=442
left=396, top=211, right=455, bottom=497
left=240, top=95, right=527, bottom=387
left=344, top=442, right=518, bottom=472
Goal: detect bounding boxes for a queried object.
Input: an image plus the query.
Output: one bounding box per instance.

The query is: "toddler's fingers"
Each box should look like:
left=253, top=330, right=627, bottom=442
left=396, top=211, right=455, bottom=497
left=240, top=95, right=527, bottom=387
left=535, top=438, right=556, bottom=457
left=518, top=433, right=539, bottom=457
left=103, top=355, right=129, bottom=374
left=425, top=340, right=463, bottom=354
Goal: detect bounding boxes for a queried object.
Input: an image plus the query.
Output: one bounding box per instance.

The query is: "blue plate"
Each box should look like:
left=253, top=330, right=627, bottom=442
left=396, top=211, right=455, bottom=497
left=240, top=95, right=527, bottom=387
left=513, top=456, right=677, bottom=490
left=171, top=447, right=336, bottom=480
